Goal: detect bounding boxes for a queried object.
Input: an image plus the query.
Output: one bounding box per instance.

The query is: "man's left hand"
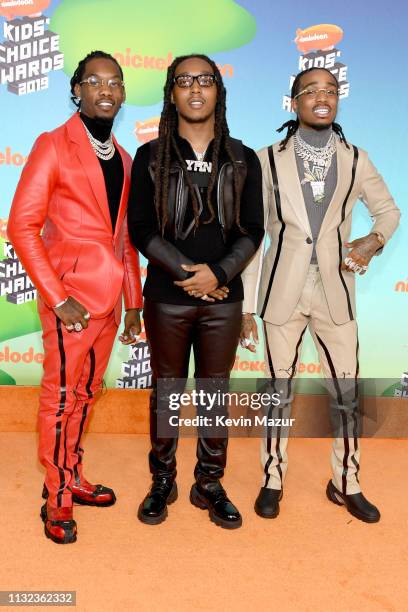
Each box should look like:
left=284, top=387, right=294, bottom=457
left=174, top=264, right=219, bottom=297
left=342, top=233, right=382, bottom=275
left=119, top=309, right=142, bottom=345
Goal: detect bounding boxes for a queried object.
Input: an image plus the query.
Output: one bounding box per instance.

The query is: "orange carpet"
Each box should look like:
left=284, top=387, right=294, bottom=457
left=0, top=434, right=407, bottom=611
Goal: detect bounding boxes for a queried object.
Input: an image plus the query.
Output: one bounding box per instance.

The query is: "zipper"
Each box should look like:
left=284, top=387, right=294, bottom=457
left=217, top=162, right=228, bottom=230
left=174, top=168, right=183, bottom=239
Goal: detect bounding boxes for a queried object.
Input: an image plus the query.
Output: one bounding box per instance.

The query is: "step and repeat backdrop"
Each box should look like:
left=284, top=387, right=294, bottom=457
left=0, top=0, right=407, bottom=395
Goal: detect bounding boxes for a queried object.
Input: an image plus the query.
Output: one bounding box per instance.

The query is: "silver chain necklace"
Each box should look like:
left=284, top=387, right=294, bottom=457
left=193, top=147, right=208, bottom=162
left=84, top=124, right=115, bottom=161
left=294, top=131, right=336, bottom=204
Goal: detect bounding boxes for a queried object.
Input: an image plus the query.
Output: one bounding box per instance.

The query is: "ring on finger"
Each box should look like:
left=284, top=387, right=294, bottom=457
left=66, top=324, right=74, bottom=331
left=74, top=322, right=82, bottom=332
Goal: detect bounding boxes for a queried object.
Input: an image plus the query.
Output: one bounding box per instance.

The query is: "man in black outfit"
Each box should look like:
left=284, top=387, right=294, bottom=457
left=128, top=53, right=264, bottom=529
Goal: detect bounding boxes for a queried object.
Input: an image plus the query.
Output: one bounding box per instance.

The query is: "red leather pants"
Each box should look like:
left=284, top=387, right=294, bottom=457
left=38, top=307, right=118, bottom=508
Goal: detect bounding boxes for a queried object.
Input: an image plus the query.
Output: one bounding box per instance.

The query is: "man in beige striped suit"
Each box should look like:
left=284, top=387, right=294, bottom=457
left=241, top=68, right=400, bottom=523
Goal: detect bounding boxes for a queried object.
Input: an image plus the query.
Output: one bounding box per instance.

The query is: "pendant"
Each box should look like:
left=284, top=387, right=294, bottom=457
left=310, top=181, right=325, bottom=203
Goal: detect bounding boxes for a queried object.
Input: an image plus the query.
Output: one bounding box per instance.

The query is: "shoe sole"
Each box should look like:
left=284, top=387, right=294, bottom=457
left=326, top=483, right=380, bottom=524
left=190, top=485, right=242, bottom=530
left=40, top=507, right=77, bottom=544
left=137, top=484, right=178, bottom=526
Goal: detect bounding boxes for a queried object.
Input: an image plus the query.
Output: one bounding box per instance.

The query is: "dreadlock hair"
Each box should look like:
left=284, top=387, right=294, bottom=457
left=277, top=67, right=349, bottom=151
left=70, top=50, right=124, bottom=108
left=154, top=53, right=243, bottom=234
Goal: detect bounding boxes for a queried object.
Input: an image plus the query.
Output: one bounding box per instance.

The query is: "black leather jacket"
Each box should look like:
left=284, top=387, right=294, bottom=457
left=148, top=138, right=247, bottom=242
left=128, top=136, right=264, bottom=286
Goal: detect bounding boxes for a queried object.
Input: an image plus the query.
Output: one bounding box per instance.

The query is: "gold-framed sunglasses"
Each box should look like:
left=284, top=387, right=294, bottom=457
left=79, top=76, right=124, bottom=89
left=293, top=87, right=339, bottom=99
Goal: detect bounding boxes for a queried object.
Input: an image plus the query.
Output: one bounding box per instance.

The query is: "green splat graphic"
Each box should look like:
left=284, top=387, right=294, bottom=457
left=0, top=298, right=41, bottom=342
left=51, top=0, right=256, bottom=106
left=0, top=369, right=16, bottom=385
left=0, top=237, right=41, bottom=342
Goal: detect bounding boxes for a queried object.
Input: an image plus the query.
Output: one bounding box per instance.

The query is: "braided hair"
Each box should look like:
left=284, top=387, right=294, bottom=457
left=70, top=50, right=123, bottom=108
left=277, top=67, right=349, bottom=151
left=154, top=53, right=243, bottom=234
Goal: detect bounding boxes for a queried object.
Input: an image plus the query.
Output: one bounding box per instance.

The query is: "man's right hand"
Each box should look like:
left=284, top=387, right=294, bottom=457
left=240, top=313, right=258, bottom=353
left=203, top=286, right=230, bottom=303
left=53, top=296, right=90, bottom=332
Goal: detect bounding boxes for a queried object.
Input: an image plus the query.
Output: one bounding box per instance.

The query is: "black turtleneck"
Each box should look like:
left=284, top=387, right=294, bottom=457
left=80, top=112, right=124, bottom=232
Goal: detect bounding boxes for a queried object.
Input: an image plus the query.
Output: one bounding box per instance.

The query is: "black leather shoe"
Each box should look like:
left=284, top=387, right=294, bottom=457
left=137, top=478, right=178, bottom=525
left=190, top=482, right=242, bottom=529
left=254, top=487, right=283, bottom=519
left=326, top=480, right=380, bottom=523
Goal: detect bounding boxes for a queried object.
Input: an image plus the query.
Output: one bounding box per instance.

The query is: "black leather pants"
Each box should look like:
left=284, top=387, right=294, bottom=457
left=143, top=299, right=242, bottom=486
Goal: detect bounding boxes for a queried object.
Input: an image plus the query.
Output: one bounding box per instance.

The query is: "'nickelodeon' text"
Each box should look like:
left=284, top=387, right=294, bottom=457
left=114, top=49, right=233, bottom=77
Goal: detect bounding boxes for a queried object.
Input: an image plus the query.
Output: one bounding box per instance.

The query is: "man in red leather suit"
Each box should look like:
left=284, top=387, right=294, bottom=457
left=8, top=51, right=143, bottom=544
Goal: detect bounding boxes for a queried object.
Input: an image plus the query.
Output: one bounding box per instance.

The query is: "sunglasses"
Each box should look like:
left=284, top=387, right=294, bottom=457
left=173, top=73, right=217, bottom=88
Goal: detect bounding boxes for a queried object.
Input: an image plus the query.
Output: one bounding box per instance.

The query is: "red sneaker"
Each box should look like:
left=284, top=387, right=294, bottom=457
left=71, top=480, right=116, bottom=507
left=40, top=503, right=77, bottom=544
left=42, top=480, right=116, bottom=507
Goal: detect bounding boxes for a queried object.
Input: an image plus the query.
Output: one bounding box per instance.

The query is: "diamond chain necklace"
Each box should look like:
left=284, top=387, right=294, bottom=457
left=84, top=124, right=115, bottom=160
left=294, top=131, right=336, bottom=204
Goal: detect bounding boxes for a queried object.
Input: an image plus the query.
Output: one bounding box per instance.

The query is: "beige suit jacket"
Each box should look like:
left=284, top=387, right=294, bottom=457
left=242, top=138, right=400, bottom=325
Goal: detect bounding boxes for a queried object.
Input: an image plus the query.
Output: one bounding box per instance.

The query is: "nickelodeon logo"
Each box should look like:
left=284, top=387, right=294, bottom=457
left=134, top=117, right=159, bottom=144
left=298, top=362, right=322, bottom=374
left=395, top=279, right=408, bottom=292
left=0, top=0, right=51, bottom=19
left=0, top=147, right=27, bottom=166
left=233, top=356, right=266, bottom=372
left=294, top=24, right=343, bottom=53
left=0, top=346, right=44, bottom=363
left=114, top=49, right=233, bottom=78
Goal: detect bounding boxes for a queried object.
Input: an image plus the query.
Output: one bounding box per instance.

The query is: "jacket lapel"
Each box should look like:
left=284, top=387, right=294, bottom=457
left=113, top=139, right=131, bottom=240
left=66, top=113, right=112, bottom=232
left=275, top=140, right=312, bottom=235
left=317, top=139, right=353, bottom=239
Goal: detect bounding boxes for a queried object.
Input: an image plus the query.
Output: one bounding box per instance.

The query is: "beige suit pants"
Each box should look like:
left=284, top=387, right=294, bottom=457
left=261, top=264, right=361, bottom=494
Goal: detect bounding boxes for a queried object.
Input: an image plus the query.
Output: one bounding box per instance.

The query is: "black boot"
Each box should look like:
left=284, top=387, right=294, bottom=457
left=137, top=477, right=178, bottom=525
left=326, top=480, right=380, bottom=523
left=190, top=481, right=242, bottom=529
left=254, top=487, right=283, bottom=519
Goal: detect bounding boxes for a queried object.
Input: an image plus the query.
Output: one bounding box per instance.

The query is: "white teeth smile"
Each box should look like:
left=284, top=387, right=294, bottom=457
left=313, top=107, right=330, bottom=116
left=189, top=100, right=204, bottom=107
left=98, top=101, right=113, bottom=107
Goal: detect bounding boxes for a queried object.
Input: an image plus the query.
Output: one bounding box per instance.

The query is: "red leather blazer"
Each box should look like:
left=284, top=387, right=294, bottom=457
left=8, top=113, right=142, bottom=319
